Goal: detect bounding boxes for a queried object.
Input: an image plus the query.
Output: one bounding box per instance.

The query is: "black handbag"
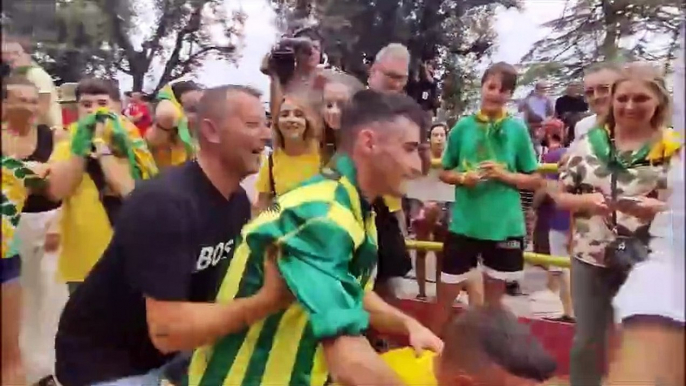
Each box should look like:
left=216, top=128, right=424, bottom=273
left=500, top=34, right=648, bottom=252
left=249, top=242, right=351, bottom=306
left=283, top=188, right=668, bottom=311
left=603, top=130, right=649, bottom=276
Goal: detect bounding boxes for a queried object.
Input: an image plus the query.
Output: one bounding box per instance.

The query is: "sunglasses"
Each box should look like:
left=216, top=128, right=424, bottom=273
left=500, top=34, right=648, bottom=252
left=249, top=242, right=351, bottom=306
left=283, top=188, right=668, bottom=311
left=584, top=84, right=611, bottom=98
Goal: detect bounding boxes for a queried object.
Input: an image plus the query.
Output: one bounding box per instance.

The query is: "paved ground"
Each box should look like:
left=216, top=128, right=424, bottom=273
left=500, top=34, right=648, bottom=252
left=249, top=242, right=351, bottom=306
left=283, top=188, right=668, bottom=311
left=397, top=250, right=566, bottom=319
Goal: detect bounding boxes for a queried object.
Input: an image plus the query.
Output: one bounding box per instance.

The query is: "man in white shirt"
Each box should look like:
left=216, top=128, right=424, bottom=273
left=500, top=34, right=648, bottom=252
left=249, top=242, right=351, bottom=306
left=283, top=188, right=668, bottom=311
left=608, top=23, right=684, bottom=386
left=2, top=36, right=62, bottom=129
left=572, top=63, right=622, bottom=143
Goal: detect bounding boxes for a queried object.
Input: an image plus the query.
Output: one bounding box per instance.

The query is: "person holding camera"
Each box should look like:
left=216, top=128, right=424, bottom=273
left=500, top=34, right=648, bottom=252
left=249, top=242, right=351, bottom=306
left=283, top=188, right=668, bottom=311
left=261, top=27, right=323, bottom=122
left=550, top=63, right=681, bottom=386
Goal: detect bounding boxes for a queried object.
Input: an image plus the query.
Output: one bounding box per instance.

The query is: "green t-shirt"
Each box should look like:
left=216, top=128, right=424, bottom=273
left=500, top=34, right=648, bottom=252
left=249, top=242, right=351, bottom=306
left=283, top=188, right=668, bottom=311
left=442, top=115, right=538, bottom=240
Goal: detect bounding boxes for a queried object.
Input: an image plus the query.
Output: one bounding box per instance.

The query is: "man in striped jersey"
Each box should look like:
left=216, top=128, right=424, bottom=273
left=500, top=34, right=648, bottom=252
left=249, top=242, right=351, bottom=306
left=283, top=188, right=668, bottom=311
left=188, top=90, right=443, bottom=386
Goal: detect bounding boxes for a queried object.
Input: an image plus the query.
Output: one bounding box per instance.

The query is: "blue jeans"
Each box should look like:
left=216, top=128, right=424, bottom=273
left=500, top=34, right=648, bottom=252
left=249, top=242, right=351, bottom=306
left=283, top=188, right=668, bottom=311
left=90, top=352, right=191, bottom=386
left=91, top=366, right=164, bottom=386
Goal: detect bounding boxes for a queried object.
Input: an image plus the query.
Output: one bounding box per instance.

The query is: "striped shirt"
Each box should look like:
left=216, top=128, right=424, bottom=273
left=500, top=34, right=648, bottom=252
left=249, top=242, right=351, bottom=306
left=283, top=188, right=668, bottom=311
left=188, top=154, right=378, bottom=386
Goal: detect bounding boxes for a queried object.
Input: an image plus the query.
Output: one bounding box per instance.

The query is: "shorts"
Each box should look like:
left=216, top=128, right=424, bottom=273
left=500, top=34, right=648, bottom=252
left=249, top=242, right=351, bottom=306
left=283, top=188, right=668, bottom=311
left=1, top=255, right=21, bottom=284
left=548, top=229, right=569, bottom=273
left=441, top=232, right=524, bottom=284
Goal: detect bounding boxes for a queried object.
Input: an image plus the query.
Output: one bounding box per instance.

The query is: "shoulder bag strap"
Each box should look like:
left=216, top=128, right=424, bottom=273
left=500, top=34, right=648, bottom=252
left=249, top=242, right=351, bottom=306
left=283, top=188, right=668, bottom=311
left=268, top=152, right=276, bottom=199
left=608, top=125, right=619, bottom=232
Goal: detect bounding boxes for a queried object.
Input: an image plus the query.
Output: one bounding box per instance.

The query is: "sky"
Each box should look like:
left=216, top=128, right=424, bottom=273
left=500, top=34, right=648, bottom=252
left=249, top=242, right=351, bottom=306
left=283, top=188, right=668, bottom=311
left=117, top=0, right=568, bottom=100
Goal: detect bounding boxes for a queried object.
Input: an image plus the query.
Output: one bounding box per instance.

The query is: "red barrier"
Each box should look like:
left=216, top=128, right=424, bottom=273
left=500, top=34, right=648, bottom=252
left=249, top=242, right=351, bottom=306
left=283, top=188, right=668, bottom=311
left=372, top=298, right=575, bottom=376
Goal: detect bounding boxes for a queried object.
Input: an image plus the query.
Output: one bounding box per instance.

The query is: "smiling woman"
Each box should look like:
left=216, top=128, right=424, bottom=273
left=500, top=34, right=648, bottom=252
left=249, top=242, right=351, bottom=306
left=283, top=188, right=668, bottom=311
left=254, top=93, right=322, bottom=212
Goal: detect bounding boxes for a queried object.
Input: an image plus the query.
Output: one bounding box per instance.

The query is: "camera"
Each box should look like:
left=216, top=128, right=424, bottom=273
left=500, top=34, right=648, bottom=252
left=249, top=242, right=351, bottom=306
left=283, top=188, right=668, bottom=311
left=265, top=37, right=314, bottom=85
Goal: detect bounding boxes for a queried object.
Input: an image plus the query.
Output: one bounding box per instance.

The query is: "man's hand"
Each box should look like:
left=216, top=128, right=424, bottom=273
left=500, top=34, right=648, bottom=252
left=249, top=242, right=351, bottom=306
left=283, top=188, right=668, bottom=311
left=406, top=319, right=443, bottom=356
left=478, top=161, right=509, bottom=181
left=258, top=250, right=294, bottom=313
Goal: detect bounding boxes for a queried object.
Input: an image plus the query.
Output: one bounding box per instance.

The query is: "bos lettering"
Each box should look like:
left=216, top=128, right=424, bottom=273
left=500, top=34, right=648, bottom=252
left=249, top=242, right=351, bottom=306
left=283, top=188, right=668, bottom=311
left=196, top=239, right=234, bottom=272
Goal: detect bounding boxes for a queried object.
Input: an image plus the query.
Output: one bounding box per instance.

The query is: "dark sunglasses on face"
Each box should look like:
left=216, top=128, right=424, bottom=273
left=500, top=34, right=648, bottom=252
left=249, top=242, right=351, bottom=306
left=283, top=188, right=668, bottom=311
left=584, top=84, right=611, bottom=98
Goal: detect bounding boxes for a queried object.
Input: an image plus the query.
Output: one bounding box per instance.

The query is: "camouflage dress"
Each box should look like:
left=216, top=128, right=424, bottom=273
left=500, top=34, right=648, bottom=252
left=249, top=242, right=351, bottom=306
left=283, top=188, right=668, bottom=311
left=559, top=127, right=682, bottom=267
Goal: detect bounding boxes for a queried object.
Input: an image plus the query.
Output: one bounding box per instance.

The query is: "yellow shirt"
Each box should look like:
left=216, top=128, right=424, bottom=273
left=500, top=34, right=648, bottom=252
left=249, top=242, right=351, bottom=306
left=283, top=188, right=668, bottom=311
left=26, top=65, right=62, bottom=128
left=151, top=141, right=188, bottom=169
left=383, top=195, right=403, bottom=212
left=255, top=144, right=321, bottom=196
left=333, top=348, right=437, bottom=386
left=50, top=122, right=143, bottom=282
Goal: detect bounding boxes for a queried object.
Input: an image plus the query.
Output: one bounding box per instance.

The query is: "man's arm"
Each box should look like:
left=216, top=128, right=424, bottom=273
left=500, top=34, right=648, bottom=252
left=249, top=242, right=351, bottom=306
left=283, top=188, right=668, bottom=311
left=363, top=291, right=417, bottom=335
left=146, top=257, right=290, bottom=353
left=323, top=336, right=406, bottom=386
left=120, top=191, right=289, bottom=353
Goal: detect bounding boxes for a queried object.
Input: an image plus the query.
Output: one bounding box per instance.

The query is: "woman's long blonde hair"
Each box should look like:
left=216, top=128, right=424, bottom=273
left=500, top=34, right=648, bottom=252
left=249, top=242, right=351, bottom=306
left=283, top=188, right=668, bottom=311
left=599, top=62, right=672, bottom=131
left=272, top=92, right=322, bottom=150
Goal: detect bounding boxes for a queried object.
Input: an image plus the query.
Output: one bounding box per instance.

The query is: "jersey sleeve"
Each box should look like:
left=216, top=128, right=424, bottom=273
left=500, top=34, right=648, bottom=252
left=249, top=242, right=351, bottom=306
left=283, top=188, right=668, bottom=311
left=246, top=203, right=369, bottom=340
left=513, top=120, right=539, bottom=174
left=441, top=119, right=464, bottom=170
left=254, top=154, right=271, bottom=194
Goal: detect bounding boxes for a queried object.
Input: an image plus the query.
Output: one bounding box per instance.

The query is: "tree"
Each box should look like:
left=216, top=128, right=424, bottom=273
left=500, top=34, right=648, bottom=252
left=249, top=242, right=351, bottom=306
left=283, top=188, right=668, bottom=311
left=271, top=0, right=517, bottom=117
left=4, top=0, right=246, bottom=92
left=521, top=0, right=683, bottom=88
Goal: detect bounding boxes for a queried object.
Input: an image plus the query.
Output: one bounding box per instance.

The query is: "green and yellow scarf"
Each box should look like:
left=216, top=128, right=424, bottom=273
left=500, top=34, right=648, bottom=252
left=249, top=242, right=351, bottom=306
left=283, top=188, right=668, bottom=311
left=156, top=84, right=196, bottom=163
left=70, top=108, right=158, bottom=180
left=2, top=156, right=46, bottom=258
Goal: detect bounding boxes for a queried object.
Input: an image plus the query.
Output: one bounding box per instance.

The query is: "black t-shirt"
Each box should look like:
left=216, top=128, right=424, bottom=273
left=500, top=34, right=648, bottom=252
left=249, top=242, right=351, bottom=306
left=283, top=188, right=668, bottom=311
left=55, top=161, right=251, bottom=385
left=554, top=95, right=588, bottom=118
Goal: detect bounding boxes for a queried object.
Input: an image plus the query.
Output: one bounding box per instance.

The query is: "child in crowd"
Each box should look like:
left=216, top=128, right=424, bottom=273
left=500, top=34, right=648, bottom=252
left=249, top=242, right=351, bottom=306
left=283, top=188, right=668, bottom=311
left=378, top=306, right=557, bottom=386
left=435, top=62, right=541, bottom=332
left=533, top=119, right=574, bottom=323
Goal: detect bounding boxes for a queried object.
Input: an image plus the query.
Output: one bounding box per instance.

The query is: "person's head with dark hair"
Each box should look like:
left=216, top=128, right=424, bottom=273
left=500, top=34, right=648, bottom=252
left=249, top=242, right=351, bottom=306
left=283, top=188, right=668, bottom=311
left=292, top=26, right=323, bottom=71
left=74, top=78, right=120, bottom=118
left=2, top=35, right=33, bottom=69
left=437, top=306, right=557, bottom=385
left=428, top=122, right=448, bottom=157
left=338, top=89, right=428, bottom=199
left=171, top=80, right=202, bottom=108
left=195, top=85, right=271, bottom=180
left=2, top=75, right=39, bottom=126
left=480, top=62, right=518, bottom=116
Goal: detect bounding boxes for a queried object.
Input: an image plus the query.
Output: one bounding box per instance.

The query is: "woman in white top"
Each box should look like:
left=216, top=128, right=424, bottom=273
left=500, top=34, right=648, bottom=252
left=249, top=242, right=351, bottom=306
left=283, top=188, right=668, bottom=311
left=607, top=25, right=685, bottom=386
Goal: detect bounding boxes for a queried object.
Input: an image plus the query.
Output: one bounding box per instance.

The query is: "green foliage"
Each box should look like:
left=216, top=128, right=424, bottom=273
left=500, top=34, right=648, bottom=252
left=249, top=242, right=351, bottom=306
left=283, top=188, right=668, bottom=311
left=521, top=0, right=683, bottom=88
left=4, top=0, right=245, bottom=92
left=271, top=0, right=517, bottom=118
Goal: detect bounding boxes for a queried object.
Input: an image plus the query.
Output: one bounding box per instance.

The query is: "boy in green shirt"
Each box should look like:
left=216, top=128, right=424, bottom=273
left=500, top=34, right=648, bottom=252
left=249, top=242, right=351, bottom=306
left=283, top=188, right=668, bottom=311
left=435, top=62, right=541, bottom=332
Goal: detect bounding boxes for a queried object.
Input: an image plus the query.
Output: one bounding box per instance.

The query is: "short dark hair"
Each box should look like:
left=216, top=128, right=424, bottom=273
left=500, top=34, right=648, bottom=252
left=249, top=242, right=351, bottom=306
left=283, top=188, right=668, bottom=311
left=171, top=81, right=201, bottom=103
left=339, top=89, right=429, bottom=150
left=481, top=62, right=518, bottom=93
left=429, top=122, right=449, bottom=138
left=442, top=306, right=557, bottom=382
left=197, top=84, right=261, bottom=123
left=75, top=78, right=119, bottom=101
left=2, top=75, right=37, bottom=99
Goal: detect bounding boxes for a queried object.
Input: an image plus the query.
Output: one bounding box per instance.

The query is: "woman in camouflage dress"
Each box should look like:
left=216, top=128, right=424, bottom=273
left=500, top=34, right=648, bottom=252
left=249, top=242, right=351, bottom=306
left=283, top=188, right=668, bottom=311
left=552, top=63, right=682, bottom=386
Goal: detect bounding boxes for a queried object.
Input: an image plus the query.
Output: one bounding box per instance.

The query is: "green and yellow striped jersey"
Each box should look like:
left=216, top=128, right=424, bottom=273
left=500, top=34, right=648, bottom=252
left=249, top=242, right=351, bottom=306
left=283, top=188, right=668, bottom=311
left=188, top=154, right=378, bottom=386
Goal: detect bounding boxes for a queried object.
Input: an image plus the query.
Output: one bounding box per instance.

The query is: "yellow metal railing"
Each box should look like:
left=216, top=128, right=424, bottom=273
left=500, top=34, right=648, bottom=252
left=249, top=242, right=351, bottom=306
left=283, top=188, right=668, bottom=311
left=405, top=240, right=571, bottom=268
left=429, top=159, right=559, bottom=174
left=416, top=161, right=567, bottom=267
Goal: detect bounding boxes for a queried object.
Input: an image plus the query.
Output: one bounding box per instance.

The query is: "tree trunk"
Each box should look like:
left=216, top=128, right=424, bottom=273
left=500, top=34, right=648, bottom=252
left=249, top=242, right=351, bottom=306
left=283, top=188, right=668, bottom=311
left=600, top=0, right=619, bottom=60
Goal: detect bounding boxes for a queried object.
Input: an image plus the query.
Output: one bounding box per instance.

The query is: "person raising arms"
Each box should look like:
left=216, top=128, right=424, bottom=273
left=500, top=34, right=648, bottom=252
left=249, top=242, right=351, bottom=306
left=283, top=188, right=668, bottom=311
left=187, top=90, right=442, bottom=386
left=146, top=81, right=203, bottom=169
